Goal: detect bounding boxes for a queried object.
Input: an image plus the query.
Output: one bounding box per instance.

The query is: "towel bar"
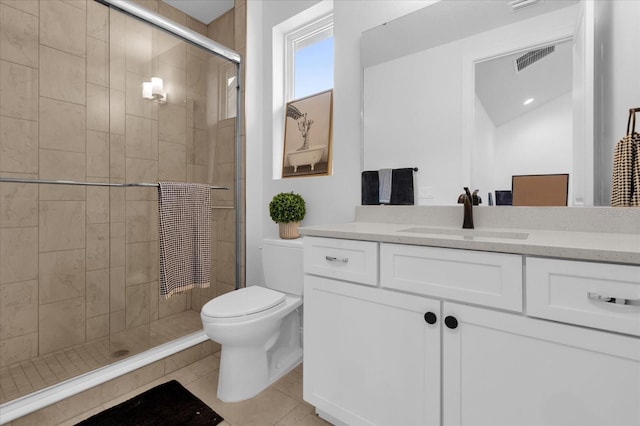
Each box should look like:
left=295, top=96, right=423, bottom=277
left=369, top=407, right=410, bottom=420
left=0, top=177, right=229, bottom=190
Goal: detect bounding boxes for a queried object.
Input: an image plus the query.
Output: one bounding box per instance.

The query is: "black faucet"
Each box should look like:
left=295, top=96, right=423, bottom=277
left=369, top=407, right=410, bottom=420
left=457, top=187, right=474, bottom=229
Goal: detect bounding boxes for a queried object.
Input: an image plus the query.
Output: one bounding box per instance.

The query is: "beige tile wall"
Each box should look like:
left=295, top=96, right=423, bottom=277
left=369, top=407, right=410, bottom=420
left=190, top=4, right=244, bottom=311
left=0, top=0, right=245, bottom=407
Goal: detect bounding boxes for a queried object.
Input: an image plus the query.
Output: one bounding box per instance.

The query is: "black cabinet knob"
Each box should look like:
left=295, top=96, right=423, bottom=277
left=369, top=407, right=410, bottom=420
left=424, top=312, right=437, bottom=325
left=444, top=316, right=458, bottom=329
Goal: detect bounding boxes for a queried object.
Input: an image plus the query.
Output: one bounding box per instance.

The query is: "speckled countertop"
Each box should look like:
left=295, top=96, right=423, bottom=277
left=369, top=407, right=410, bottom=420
left=298, top=206, right=640, bottom=265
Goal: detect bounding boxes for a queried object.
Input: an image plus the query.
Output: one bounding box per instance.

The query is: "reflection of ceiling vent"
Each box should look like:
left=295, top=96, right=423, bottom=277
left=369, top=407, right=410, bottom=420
left=515, top=45, right=555, bottom=72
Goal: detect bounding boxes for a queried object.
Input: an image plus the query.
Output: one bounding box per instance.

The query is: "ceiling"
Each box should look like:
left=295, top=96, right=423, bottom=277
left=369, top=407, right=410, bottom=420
left=164, top=0, right=234, bottom=24
left=362, top=0, right=579, bottom=69
left=475, top=39, right=573, bottom=127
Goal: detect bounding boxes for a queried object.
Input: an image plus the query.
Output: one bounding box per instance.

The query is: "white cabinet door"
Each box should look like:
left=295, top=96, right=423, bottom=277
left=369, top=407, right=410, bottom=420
left=304, top=276, right=441, bottom=426
left=443, top=302, right=640, bottom=426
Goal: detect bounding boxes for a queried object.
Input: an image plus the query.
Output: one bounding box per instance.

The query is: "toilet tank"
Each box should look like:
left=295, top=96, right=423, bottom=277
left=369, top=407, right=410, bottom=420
left=262, top=237, right=304, bottom=296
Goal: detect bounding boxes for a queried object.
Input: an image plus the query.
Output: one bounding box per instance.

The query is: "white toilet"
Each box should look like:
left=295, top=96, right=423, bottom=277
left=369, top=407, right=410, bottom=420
left=201, top=237, right=304, bottom=402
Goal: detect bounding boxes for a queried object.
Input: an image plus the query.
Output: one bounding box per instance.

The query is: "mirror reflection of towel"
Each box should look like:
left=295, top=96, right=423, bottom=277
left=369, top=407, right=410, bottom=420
left=611, top=133, right=640, bottom=206
left=379, top=169, right=392, bottom=203
left=361, top=168, right=414, bottom=205
left=361, top=171, right=379, bottom=205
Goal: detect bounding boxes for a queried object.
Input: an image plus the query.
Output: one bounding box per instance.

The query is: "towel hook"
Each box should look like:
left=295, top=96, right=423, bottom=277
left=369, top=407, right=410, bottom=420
left=627, top=107, right=640, bottom=135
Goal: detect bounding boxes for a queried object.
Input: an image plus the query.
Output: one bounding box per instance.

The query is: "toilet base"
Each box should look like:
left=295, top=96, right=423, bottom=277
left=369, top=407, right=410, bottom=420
left=217, top=347, right=302, bottom=403
left=218, top=345, right=267, bottom=402
left=215, top=307, right=303, bottom=402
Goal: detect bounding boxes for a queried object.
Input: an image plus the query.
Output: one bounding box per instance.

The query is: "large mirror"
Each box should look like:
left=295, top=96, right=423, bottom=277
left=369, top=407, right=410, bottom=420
left=362, top=0, right=633, bottom=207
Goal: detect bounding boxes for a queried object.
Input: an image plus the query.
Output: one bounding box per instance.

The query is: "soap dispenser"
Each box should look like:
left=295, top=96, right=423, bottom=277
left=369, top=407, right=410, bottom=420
left=472, top=189, right=482, bottom=206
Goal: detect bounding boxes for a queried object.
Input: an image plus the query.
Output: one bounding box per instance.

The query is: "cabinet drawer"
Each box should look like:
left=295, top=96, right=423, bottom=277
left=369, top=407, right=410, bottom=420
left=527, top=257, right=640, bottom=336
left=380, top=243, right=523, bottom=311
left=304, top=237, right=378, bottom=286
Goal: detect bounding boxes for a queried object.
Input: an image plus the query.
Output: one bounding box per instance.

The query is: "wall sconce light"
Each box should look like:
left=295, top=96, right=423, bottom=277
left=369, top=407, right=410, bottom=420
left=142, top=77, right=167, bottom=103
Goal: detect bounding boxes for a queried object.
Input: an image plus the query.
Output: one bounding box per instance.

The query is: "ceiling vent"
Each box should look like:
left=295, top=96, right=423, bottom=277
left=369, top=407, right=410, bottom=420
left=515, top=45, right=555, bottom=72
left=509, top=0, right=541, bottom=11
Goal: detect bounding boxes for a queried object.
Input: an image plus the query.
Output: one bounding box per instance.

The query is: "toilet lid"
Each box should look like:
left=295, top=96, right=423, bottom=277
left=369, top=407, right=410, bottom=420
left=201, top=286, right=285, bottom=318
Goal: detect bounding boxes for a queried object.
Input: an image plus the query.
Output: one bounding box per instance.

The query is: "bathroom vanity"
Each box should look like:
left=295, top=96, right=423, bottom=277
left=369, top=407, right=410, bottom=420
left=300, top=206, right=640, bottom=426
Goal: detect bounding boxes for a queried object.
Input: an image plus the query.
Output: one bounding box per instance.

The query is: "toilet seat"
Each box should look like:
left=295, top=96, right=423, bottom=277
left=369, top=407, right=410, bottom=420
left=201, top=286, right=286, bottom=319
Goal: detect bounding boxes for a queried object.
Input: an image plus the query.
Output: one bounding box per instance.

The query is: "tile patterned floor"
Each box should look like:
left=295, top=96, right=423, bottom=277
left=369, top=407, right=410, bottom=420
left=0, top=311, right=203, bottom=404
left=0, top=338, right=111, bottom=403
left=65, top=356, right=332, bottom=426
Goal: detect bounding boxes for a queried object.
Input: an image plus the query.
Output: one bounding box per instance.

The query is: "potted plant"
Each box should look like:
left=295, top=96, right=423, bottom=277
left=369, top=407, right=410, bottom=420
left=269, top=192, right=306, bottom=239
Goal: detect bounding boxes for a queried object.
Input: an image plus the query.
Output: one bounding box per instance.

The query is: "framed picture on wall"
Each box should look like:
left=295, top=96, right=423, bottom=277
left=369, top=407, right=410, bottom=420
left=282, top=90, right=333, bottom=178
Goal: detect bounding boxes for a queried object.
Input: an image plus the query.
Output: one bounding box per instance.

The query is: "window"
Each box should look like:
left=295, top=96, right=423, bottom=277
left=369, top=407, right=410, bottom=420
left=272, top=3, right=334, bottom=179
left=285, top=14, right=333, bottom=102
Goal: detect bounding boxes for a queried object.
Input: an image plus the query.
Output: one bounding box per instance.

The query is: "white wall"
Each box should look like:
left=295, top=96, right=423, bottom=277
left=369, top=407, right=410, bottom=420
left=473, top=93, right=573, bottom=202
left=473, top=96, right=495, bottom=199
left=364, top=40, right=465, bottom=205
left=493, top=93, right=573, bottom=192
left=570, top=0, right=593, bottom=206
left=594, top=0, right=640, bottom=205
left=245, top=1, right=428, bottom=284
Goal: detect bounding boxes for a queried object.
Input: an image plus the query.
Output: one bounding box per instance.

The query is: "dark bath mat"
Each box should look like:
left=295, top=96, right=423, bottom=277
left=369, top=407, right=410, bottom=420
left=76, top=380, right=223, bottom=426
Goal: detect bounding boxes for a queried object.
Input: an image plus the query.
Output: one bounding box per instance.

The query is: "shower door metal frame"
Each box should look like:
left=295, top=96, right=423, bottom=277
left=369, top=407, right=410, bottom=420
left=0, top=3, right=244, bottom=422
left=97, top=0, right=244, bottom=290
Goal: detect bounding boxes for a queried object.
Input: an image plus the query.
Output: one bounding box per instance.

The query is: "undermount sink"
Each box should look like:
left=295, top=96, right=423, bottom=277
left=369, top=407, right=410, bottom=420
left=398, top=227, right=529, bottom=240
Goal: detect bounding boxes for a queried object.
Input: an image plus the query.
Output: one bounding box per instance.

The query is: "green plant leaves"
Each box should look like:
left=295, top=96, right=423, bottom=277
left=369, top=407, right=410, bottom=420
left=269, top=192, right=306, bottom=223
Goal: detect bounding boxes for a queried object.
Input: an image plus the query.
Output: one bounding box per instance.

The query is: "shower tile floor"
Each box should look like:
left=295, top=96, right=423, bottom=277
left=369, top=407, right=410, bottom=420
left=0, top=310, right=203, bottom=404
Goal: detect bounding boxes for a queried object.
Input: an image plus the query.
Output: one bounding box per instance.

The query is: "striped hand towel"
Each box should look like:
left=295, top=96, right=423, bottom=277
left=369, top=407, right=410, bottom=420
left=611, top=133, right=640, bottom=207
left=158, top=182, right=211, bottom=298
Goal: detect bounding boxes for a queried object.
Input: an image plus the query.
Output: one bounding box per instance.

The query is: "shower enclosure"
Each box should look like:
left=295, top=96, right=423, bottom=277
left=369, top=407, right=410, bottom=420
left=0, top=0, right=242, bottom=413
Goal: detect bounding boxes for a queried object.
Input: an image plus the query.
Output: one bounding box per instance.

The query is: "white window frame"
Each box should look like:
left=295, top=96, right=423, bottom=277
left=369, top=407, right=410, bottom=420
left=284, top=14, right=334, bottom=102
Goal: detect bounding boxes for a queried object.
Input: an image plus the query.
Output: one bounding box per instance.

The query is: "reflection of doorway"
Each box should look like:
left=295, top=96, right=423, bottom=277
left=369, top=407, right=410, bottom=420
left=470, top=36, right=580, bottom=206
left=474, top=39, right=574, bottom=197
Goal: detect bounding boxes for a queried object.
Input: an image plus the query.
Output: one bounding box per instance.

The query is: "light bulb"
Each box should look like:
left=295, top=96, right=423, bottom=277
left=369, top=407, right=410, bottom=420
left=142, top=81, right=152, bottom=99
left=151, top=77, right=163, bottom=96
